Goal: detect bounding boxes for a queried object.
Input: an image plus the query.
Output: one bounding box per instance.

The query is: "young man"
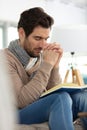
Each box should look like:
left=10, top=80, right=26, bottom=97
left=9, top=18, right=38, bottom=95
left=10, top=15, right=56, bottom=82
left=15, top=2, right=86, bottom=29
left=1, top=7, right=87, bottom=130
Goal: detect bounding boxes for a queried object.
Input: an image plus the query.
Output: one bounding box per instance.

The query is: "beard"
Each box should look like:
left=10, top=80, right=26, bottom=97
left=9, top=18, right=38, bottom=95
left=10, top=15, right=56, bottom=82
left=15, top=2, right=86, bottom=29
left=25, top=48, right=42, bottom=58
left=23, top=38, right=42, bottom=58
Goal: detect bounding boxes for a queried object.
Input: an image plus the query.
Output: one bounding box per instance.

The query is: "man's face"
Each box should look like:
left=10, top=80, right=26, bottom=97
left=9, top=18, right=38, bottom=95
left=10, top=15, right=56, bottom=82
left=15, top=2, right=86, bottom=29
left=22, top=26, right=51, bottom=57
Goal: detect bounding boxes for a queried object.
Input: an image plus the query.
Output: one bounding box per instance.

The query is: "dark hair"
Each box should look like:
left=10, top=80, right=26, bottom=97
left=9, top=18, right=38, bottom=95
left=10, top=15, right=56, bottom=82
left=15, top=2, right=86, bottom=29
left=17, top=7, right=54, bottom=37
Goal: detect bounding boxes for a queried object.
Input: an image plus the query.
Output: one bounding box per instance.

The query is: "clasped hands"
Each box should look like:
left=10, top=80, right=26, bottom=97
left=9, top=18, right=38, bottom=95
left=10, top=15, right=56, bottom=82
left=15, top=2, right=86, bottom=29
left=43, top=43, right=63, bottom=68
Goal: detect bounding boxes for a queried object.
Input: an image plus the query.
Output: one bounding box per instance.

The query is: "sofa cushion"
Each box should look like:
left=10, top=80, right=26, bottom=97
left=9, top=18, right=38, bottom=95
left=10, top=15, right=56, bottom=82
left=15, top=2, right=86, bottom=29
left=15, top=119, right=84, bottom=130
left=16, top=122, right=49, bottom=130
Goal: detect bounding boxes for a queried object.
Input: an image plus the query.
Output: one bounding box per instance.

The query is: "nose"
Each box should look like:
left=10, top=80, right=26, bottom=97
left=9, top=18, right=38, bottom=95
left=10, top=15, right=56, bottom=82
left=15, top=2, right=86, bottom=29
left=39, top=39, right=46, bottom=48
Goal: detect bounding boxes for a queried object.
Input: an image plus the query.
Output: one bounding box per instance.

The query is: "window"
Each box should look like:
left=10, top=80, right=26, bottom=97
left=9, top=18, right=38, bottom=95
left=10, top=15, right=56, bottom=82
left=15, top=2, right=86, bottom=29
left=8, top=26, right=18, bottom=45
left=0, top=21, right=18, bottom=48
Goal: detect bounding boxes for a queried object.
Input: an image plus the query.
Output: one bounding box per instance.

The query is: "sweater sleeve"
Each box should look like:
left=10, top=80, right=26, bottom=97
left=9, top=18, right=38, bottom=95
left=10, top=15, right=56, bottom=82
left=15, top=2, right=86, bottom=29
left=46, top=67, right=62, bottom=90
left=18, top=61, right=53, bottom=108
left=5, top=54, right=53, bottom=108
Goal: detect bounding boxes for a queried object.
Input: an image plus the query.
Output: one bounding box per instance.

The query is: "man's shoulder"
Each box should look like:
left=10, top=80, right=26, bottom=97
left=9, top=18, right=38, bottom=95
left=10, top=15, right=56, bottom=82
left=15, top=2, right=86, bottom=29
left=0, top=48, right=10, bottom=55
left=1, top=48, right=16, bottom=59
left=0, top=49, right=8, bottom=58
left=0, top=48, right=19, bottom=65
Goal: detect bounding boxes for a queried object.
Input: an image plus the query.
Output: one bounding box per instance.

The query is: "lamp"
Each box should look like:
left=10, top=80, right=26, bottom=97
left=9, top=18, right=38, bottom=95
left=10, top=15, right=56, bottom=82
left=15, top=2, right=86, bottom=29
left=50, top=25, right=87, bottom=85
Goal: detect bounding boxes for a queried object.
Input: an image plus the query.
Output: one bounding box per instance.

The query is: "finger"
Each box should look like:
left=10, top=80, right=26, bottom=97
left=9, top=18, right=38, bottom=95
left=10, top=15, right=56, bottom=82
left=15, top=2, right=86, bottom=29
left=46, top=43, right=61, bottom=50
left=53, top=48, right=63, bottom=54
left=43, top=44, right=49, bottom=50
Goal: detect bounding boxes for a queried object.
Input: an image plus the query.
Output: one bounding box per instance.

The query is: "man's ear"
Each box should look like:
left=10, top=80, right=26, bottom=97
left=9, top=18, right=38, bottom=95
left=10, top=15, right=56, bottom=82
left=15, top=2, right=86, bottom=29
left=18, top=27, right=25, bottom=40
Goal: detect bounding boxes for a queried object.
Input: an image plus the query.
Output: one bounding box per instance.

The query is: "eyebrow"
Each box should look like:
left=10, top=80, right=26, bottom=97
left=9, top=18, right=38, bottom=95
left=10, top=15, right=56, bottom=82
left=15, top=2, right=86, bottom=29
left=33, top=36, right=49, bottom=39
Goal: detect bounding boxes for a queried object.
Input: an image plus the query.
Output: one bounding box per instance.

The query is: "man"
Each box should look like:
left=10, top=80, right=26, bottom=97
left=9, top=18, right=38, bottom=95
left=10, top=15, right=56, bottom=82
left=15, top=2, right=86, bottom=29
left=1, top=7, right=87, bottom=130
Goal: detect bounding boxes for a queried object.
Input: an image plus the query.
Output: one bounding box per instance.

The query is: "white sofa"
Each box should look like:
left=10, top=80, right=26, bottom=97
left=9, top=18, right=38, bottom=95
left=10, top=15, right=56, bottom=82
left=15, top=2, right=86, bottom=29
left=15, top=119, right=84, bottom=130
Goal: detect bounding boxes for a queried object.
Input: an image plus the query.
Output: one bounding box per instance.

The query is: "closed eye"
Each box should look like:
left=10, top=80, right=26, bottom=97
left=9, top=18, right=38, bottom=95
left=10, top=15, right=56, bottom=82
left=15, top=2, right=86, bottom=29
left=34, top=36, right=42, bottom=41
left=34, top=36, right=49, bottom=41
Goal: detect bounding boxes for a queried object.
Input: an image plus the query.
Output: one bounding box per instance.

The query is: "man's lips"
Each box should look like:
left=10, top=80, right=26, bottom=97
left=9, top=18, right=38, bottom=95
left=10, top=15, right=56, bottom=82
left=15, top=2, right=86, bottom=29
left=35, top=48, right=42, bottom=53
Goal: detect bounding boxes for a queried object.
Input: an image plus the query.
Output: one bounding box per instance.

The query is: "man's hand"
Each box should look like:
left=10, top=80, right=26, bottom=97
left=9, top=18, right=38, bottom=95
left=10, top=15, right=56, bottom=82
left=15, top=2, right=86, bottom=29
left=43, top=43, right=63, bottom=68
left=43, top=49, right=59, bottom=66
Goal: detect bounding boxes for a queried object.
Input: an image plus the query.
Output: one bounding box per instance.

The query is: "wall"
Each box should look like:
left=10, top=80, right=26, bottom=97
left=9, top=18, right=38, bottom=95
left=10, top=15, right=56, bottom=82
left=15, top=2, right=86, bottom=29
left=0, top=0, right=87, bottom=82
left=51, top=25, right=87, bottom=52
left=0, top=0, right=45, bottom=22
left=0, top=0, right=86, bottom=25
left=45, top=1, right=86, bottom=25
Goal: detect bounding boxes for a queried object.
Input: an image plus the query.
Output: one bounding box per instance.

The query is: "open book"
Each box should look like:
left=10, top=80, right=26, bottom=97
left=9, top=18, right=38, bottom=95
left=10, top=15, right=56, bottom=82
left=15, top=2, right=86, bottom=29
left=40, top=83, right=87, bottom=97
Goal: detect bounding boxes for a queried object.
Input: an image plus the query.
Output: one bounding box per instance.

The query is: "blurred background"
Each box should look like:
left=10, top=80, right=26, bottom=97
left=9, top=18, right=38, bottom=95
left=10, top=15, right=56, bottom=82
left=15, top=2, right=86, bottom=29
left=0, top=0, right=87, bottom=81
left=0, top=1, right=87, bottom=129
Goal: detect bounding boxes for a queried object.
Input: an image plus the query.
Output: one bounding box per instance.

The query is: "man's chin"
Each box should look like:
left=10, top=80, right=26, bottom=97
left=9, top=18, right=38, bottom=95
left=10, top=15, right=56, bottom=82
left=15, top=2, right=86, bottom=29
left=30, top=53, right=40, bottom=58
left=34, top=53, right=40, bottom=57
left=34, top=51, right=41, bottom=56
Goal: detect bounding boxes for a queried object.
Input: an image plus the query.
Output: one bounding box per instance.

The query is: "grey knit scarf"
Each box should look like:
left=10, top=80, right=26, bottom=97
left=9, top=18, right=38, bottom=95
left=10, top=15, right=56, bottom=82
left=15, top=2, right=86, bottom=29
left=8, top=39, right=30, bottom=67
